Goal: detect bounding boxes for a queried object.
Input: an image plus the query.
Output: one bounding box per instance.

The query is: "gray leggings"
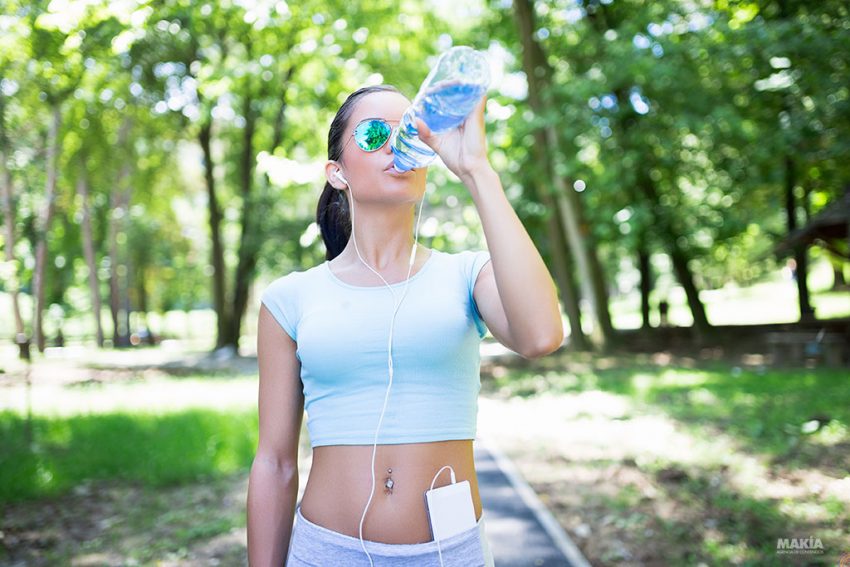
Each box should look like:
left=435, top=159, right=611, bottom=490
left=286, top=505, right=495, bottom=566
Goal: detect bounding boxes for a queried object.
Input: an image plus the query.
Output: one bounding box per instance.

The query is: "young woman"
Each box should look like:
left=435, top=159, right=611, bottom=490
left=247, top=84, right=563, bottom=566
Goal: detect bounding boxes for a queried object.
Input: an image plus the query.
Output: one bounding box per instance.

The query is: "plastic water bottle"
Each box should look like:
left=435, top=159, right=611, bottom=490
left=390, top=46, right=490, bottom=172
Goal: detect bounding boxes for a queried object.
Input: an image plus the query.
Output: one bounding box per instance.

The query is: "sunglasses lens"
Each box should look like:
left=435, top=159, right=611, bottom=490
left=353, top=120, right=392, bottom=152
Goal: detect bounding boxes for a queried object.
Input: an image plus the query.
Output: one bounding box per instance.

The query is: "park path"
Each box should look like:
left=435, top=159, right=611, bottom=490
left=475, top=435, right=590, bottom=566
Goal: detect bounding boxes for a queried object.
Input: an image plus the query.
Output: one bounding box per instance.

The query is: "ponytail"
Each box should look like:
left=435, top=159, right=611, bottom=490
left=316, top=181, right=351, bottom=261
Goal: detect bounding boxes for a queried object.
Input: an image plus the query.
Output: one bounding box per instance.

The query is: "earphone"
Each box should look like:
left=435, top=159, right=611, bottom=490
left=335, top=167, right=453, bottom=567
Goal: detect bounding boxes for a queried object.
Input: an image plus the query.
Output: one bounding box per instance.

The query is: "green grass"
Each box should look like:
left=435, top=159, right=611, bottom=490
left=116, top=478, right=246, bottom=564
left=4, top=471, right=248, bottom=566
left=491, top=362, right=850, bottom=462
left=599, top=365, right=849, bottom=463
left=0, top=409, right=259, bottom=503
left=485, top=357, right=850, bottom=565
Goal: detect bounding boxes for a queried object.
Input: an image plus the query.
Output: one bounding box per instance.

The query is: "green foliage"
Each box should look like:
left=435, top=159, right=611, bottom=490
left=482, top=0, right=850, bottom=291
left=1, top=0, right=848, bottom=343
left=0, top=409, right=258, bottom=503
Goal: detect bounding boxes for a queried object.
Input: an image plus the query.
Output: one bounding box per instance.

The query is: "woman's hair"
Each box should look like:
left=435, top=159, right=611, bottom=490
left=316, top=84, right=403, bottom=261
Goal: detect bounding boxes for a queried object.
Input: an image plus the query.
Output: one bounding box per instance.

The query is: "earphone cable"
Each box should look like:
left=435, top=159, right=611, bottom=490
left=343, top=174, right=431, bottom=567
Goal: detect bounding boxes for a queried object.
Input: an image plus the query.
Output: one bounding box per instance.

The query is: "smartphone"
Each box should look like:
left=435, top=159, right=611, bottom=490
left=423, top=480, right=477, bottom=540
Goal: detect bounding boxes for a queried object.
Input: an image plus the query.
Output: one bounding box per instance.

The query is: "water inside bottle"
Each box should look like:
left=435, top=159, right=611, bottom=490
left=390, top=80, right=487, bottom=172
left=418, top=80, right=487, bottom=133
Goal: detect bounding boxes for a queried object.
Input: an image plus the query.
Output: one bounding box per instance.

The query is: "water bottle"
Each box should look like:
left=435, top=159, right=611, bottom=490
left=390, top=46, right=490, bottom=172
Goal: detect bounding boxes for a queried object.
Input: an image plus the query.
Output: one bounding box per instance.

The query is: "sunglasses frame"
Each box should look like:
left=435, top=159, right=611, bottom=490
left=345, top=118, right=399, bottom=153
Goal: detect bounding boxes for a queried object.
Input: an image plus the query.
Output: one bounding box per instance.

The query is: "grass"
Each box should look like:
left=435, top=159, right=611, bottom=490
left=480, top=355, right=850, bottom=565
left=488, top=360, right=850, bottom=462
left=0, top=409, right=259, bottom=503
left=3, top=342, right=848, bottom=565
left=3, top=470, right=249, bottom=566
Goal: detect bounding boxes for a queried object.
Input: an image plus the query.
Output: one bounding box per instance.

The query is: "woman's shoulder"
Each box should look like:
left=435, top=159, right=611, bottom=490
left=428, top=248, right=490, bottom=284
left=261, top=261, right=327, bottom=297
left=436, top=247, right=490, bottom=267
left=430, top=247, right=488, bottom=260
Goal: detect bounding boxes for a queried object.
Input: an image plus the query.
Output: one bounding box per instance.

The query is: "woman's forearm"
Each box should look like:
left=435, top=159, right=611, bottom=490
left=247, top=457, right=299, bottom=567
left=461, top=165, right=564, bottom=354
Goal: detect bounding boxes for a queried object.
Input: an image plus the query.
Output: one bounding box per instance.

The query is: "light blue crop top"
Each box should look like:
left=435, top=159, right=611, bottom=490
left=260, top=248, right=492, bottom=448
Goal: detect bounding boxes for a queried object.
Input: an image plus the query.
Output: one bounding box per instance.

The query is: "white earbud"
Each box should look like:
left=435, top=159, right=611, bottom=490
left=334, top=170, right=348, bottom=186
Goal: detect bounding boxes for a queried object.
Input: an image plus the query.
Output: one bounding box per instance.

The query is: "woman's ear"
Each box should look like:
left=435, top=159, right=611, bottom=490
left=325, top=161, right=347, bottom=189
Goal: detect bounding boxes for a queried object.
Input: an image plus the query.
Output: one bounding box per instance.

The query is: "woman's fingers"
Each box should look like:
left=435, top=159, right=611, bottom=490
left=415, top=117, right=436, bottom=148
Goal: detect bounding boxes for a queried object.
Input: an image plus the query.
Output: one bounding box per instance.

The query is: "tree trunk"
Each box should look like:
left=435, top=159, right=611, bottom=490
left=637, top=174, right=711, bottom=337
left=225, top=89, right=258, bottom=350
left=513, top=0, right=613, bottom=349
left=638, top=242, right=652, bottom=330
left=833, top=262, right=846, bottom=290
left=108, top=187, right=121, bottom=345
left=198, top=115, right=230, bottom=349
left=223, top=66, right=294, bottom=350
left=524, top=144, right=588, bottom=350
left=107, top=172, right=132, bottom=347
left=544, top=191, right=593, bottom=351
left=77, top=170, right=105, bottom=347
left=585, top=221, right=616, bottom=343
left=669, top=247, right=710, bottom=334
left=32, top=105, right=62, bottom=353
left=136, top=265, right=153, bottom=343
left=108, top=120, right=133, bottom=347
left=773, top=0, right=813, bottom=321
left=784, top=155, right=813, bottom=320
left=0, top=100, right=24, bottom=340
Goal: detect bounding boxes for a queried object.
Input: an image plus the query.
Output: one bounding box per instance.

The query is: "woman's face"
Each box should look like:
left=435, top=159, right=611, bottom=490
left=328, top=90, right=427, bottom=203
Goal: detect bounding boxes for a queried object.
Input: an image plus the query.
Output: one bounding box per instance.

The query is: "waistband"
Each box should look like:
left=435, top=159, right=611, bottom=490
left=294, top=505, right=486, bottom=556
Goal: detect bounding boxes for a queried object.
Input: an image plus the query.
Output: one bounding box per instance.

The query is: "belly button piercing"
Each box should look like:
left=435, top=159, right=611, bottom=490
left=383, top=468, right=394, bottom=495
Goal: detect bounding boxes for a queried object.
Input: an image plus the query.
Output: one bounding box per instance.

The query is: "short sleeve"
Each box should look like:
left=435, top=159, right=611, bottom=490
left=260, top=276, right=299, bottom=342
left=466, top=250, right=492, bottom=339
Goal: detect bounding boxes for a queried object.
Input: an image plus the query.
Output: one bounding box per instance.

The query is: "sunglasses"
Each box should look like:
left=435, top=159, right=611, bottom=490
left=346, top=118, right=399, bottom=152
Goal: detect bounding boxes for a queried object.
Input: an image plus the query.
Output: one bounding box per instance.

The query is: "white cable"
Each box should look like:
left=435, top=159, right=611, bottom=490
left=429, top=465, right=457, bottom=567
left=343, top=173, right=435, bottom=567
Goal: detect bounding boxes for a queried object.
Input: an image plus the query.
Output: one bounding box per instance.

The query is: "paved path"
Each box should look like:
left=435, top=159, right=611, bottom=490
left=476, top=340, right=589, bottom=565
left=475, top=436, right=590, bottom=567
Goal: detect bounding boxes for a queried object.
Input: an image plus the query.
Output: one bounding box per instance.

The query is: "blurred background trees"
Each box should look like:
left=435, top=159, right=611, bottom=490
left=1, top=0, right=848, bottom=354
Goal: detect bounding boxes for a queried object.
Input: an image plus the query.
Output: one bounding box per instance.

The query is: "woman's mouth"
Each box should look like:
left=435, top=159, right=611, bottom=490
left=384, top=164, right=411, bottom=175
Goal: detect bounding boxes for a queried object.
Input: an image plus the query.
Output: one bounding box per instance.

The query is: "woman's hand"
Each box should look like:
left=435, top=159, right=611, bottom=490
left=414, top=94, right=492, bottom=181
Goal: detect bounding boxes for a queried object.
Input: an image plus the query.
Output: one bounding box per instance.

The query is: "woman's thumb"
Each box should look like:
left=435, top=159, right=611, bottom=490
left=415, top=118, right=436, bottom=148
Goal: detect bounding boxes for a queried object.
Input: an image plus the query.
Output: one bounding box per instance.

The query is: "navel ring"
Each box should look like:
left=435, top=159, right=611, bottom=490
left=383, top=468, right=394, bottom=495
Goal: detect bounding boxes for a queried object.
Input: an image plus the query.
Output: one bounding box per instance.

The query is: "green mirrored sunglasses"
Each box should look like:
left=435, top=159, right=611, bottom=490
left=347, top=118, right=398, bottom=152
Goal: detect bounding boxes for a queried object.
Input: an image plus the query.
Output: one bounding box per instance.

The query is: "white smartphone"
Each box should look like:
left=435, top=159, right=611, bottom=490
left=423, top=479, right=477, bottom=540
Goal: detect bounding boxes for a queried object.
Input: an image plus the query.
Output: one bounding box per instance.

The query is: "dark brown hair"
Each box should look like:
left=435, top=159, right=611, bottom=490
left=316, top=84, right=403, bottom=260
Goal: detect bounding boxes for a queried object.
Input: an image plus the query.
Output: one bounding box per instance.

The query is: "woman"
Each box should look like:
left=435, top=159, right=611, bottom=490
left=247, top=84, right=563, bottom=566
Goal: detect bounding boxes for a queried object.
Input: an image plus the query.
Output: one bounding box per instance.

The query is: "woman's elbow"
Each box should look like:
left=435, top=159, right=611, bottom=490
left=521, top=328, right=564, bottom=359
left=251, top=453, right=299, bottom=481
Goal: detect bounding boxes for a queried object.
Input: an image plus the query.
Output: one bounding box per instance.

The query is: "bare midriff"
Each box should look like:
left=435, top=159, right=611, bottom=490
left=298, top=439, right=482, bottom=544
